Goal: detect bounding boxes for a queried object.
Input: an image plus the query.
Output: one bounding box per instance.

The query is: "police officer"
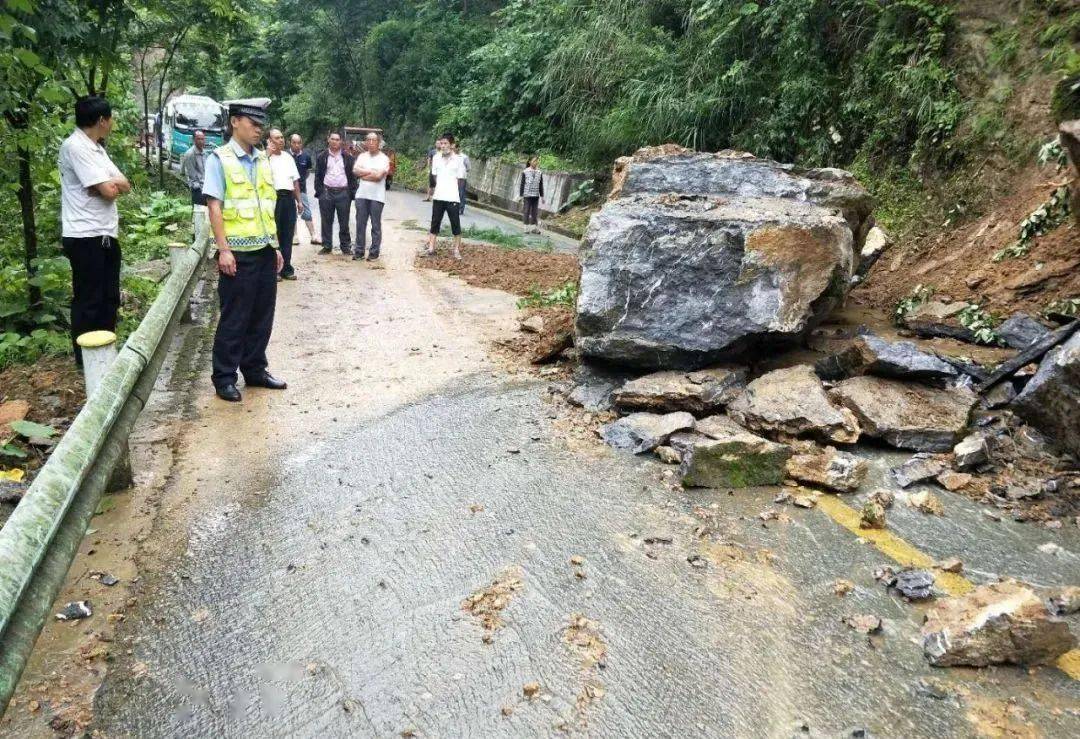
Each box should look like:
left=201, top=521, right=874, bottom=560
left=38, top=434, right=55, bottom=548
left=202, top=98, right=287, bottom=402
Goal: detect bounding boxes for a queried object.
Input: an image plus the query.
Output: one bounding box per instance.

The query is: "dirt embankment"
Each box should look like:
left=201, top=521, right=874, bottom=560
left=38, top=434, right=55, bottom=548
left=855, top=165, right=1077, bottom=318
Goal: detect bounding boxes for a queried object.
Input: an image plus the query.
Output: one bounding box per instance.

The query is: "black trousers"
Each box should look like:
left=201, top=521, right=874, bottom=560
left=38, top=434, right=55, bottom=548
left=523, top=196, right=540, bottom=225
left=212, top=246, right=277, bottom=389
left=275, top=190, right=297, bottom=274
left=318, top=188, right=351, bottom=251
left=62, top=235, right=121, bottom=366
left=429, top=199, right=461, bottom=236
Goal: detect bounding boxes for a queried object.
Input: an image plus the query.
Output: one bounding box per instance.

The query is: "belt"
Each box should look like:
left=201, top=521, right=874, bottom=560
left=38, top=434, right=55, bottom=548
left=326, top=186, right=348, bottom=191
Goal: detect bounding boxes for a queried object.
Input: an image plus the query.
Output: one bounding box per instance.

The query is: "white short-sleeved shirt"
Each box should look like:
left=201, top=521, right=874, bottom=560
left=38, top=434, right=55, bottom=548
left=353, top=151, right=390, bottom=203
left=268, top=151, right=300, bottom=191
left=59, top=128, right=122, bottom=238
left=431, top=152, right=465, bottom=202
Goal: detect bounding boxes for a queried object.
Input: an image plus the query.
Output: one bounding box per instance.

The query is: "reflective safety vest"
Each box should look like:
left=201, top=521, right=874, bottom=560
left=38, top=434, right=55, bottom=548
left=216, top=144, right=276, bottom=250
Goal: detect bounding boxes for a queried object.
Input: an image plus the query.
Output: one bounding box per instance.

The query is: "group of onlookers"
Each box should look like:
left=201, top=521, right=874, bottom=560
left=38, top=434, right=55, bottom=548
left=59, top=93, right=549, bottom=403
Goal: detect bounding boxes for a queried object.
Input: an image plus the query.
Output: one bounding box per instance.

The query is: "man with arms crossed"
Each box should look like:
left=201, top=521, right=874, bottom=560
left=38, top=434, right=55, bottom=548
left=58, top=95, right=130, bottom=367
left=352, top=131, right=390, bottom=262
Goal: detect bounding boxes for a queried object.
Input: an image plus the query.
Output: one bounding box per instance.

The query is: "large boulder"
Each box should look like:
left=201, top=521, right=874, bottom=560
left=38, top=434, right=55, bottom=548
left=728, top=365, right=860, bottom=444
left=1012, top=330, right=1080, bottom=456
left=921, top=581, right=1077, bottom=667
left=611, top=367, right=746, bottom=415
left=679, top=415, right=792, bottom=488
left=830, top=376, right=976, bottom=452
left=576, top=147, right=873, bottom=370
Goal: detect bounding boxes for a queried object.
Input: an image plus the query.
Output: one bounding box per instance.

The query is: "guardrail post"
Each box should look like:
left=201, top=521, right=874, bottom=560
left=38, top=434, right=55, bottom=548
left=169, top=242, right=194, bottom=324
left=76, top=331, right=133, bottom=492
left=193, top=204, right=213, bottom=260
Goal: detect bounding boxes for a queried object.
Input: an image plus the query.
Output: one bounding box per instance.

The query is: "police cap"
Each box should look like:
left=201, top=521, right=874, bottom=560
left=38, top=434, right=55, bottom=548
left=227, top=97, right=271, bottom=125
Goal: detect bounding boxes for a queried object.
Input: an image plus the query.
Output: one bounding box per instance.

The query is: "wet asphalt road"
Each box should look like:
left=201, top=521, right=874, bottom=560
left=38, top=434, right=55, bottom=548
left=59, top=192, right=1080, bottom=736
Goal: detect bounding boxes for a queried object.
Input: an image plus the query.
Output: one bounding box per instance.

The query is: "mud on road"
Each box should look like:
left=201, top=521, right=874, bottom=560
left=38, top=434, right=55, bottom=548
left=3, top=191, right=1079, bottom=738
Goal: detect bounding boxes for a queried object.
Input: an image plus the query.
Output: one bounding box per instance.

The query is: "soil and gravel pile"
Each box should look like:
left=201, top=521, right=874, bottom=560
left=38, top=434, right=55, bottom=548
left=855, top=168, right=1078, bottom=318
left=419, top=242, right=579, bottom=297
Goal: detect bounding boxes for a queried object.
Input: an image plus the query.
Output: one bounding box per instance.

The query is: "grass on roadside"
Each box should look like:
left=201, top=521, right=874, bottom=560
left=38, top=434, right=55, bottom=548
left=517, top=281, right=579, bottom=309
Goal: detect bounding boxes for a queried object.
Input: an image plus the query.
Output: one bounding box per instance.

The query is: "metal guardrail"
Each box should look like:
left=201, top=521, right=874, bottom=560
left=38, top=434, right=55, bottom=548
left=0, top=230, right=210, bottom=714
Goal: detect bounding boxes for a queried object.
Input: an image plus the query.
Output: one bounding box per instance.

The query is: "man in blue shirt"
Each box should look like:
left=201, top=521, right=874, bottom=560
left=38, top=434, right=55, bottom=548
left=289, top=133, right=318, bottom=244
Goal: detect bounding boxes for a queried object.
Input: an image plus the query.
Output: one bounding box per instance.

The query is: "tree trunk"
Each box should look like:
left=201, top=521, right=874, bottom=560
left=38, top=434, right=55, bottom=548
left=16, top=146, right=42, bottom=309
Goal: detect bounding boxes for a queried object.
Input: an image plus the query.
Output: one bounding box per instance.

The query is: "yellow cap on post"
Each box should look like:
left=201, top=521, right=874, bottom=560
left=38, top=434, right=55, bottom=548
left=76, top=330, right=117, bottom=348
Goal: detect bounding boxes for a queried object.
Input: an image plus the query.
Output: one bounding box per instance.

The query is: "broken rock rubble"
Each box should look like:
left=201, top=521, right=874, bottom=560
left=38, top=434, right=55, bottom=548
left=679, top=415, right=792, bottom=488
left=891, top=453, right=949, bottom=488
left=728, top=365, right=860, bottom=444
left=830, top=375, right=976, bottom=452
left=1011, top=329, right=1080, bottom=457
left=784, top=444, right=867, bottom=493
left=600, top=411, right=695, bottom=454
left=922, top=581, right=1077, bottom=667
left=611, top=367, right=746, bottom=415
left=815, top=333, right=958, bottom=383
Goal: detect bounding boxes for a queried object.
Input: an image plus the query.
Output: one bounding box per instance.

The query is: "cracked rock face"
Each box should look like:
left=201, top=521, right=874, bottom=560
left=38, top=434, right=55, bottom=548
left=727, top=365, right=861, bottom=444
left=679, top=415, right=792, bottom=488
left=576, top=180, right=859, bottom=370
left=611, top=367, right=746, bottom=415
left=1012, top=331, right=1080, bottom=456
left=829, top=376, right=976, bottom=452
left=921, top=581, right=1077, bottom=667
left=600, top=411, right=696, bottom=454
left=608, top=146, right=874, bottom=238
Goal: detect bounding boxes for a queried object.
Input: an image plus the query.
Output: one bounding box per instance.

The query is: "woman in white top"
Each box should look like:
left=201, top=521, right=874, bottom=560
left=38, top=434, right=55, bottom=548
left=352, top=132, right=391, bottom=262
left=266, top=128, right=303, bottom=279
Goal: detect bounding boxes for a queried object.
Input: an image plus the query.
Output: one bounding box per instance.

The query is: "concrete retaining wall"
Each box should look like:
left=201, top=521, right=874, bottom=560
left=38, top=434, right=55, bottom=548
left=466, top=157, right=594, bottom=217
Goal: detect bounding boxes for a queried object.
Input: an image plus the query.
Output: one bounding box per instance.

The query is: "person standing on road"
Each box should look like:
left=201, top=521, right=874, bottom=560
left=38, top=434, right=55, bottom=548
left=59, top=95, right=131, bottom=367
left=352, top=131, right=390, bottom=262
left=267, top=128, right=303, bottom=280
left=454, top=142, right=470, bottom=215
left=202, top=98, right=287, bottom=403
left=289, top=133, right=319, bottom=246
left=424, top=133, right=466, bottom=260
left=180, top=130, right=208, bottom=206
left=519, top=155, right=544, bottom=233
left=314, top=132, right=357, bottom=255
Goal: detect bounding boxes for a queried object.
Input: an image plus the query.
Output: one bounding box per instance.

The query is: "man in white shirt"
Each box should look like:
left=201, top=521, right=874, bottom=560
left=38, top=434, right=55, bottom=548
left=58, top=95, right=130, bottom=366
left=425, top=133, right=466, bottom=260
left=352, top=131, right=390, bottom=262
left=266, top=128, right=303, bottom=280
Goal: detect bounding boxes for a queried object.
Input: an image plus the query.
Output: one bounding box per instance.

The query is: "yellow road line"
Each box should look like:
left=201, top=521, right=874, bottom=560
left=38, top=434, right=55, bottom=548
left=814, top=495, right=1080, bottom=681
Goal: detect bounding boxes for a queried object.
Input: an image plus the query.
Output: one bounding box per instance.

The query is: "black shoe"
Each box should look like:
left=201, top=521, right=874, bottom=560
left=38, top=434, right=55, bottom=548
left=245, top=372, right=287, bottom=390
left=319, top=246, right=332, bottom=255
left=216, top=384, right=242, bottom=402
left=281, top=269, right=297, bottom=280
left=340, top=248, right=352, bottom=256
left=366, top=254, right=379, bottom=261
left=352, top=252, right=364, bottom=261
